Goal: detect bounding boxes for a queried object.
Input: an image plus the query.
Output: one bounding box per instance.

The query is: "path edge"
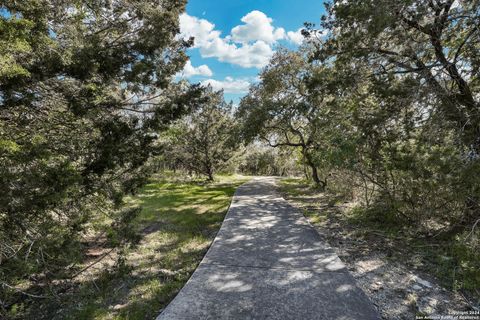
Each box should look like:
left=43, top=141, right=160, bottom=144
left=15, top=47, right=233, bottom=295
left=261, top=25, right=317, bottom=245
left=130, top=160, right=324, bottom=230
left=155, top=177, right=253, bottom=319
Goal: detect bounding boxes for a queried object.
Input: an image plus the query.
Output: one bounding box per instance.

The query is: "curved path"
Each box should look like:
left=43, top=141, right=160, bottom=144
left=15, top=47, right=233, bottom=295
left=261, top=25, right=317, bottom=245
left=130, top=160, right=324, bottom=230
left=157, top=177, right=380, bottom=320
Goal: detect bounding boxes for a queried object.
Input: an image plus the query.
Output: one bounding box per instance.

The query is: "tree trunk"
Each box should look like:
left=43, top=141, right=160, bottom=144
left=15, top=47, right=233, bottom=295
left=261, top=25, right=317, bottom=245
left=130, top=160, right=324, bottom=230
left=304, top=152, right=326, bottom=190
left=310, top=165, right=321, bottom=186
left=206, top=168, right=214, bottom=182
left=301, top=152, right=309, bottom=180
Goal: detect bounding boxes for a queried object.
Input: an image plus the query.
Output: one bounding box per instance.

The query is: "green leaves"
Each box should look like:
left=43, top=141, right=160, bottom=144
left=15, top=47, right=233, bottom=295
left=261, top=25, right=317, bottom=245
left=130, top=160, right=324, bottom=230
left=322, top=0, right=480, bottom=149
left=162, top=88, right=240, bottom=181
left=0, top=15, right=34, bottom=80
left=0, top=1, right=197, bottom=316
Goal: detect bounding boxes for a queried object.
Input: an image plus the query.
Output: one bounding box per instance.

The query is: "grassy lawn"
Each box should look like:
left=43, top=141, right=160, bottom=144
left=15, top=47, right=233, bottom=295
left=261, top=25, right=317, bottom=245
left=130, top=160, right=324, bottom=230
left=45, top=174, right=249, bottom=320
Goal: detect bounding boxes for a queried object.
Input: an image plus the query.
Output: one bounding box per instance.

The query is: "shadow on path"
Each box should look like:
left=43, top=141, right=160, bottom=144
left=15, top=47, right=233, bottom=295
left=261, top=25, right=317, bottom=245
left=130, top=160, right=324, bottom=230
left=157, top=177, right=381, bottom=320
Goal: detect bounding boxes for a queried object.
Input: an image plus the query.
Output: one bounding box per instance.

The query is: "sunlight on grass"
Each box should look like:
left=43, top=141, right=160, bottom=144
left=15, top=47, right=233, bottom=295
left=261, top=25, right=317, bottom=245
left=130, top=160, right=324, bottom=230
left=304, top=210, right=326, bottom=225
left=63, top=174, right=249, bottom=320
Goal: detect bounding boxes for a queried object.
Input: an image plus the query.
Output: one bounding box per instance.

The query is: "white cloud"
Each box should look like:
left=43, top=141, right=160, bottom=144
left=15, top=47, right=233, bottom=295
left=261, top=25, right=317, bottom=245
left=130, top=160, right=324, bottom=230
left=179, top=12, right=277, bottom=68
left=231, top=10, right=285, bottom=44
left=287, top=28, right=305, bottom=45
left=200, top=77, right=251, bottom=94
left=287, top=28, right=328, bottom=45
left=178, top=60, right=213, bottom=78
left=179, top=14, right=221, bottom=48
left=200, top=39, right=273, bottom=68
left=179, top=11, right=314, bottom=69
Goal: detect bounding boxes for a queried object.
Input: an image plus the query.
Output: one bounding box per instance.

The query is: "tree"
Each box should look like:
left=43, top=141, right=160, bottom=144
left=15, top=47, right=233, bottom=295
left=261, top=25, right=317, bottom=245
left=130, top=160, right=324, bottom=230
left=0, top=0, right=201, bottom=314
left=307, top=0, right=480, bottom=223
left=163, top=88, right=239, bottom=181
left=238, top=49, right=351, bottom=188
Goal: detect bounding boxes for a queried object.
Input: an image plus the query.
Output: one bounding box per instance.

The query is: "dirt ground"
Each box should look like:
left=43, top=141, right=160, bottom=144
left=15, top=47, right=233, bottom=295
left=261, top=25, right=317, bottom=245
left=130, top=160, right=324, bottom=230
left=280, top=185, right=476, bottom=320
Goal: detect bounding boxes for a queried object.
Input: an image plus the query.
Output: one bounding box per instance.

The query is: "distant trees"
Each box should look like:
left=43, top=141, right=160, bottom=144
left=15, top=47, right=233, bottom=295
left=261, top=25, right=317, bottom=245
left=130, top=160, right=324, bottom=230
left=237, top=144, right=301, bottom=177
left=0, top=0, right=201, bottom=315
left=162, top=88, right=240, bottom=181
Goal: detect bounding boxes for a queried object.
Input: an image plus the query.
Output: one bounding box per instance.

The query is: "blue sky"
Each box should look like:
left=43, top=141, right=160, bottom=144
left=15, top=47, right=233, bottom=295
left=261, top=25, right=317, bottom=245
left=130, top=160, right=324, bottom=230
left=178, top=0, right=327, bottom=103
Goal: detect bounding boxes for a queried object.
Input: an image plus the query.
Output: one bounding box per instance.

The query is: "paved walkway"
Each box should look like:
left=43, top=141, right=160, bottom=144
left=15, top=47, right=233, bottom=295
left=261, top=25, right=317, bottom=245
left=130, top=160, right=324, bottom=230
left=157, top=177, right=380, bottom=320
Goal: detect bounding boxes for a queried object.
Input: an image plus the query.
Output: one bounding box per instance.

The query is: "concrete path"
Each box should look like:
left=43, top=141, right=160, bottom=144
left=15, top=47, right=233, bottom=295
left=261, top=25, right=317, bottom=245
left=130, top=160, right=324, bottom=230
left=157, top=177, right=380, bottom=320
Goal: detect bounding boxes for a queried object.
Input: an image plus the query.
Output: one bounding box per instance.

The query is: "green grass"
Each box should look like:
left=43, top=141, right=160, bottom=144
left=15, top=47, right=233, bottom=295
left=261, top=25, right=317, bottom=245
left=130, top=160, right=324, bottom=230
left=279, top=177, right=314, bottom=197
left=47, top=174, right=249, bottom=320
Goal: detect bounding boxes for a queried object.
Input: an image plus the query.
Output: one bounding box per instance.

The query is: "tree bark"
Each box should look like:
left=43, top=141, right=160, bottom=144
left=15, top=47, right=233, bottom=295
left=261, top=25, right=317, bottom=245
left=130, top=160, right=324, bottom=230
left=206, top=169, right=214, bottom=182
left=206, top=164, right=214, bottom=181
left=310, top=164, right=321, bottom=185
left=304, top=152, right=326, bottom=189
